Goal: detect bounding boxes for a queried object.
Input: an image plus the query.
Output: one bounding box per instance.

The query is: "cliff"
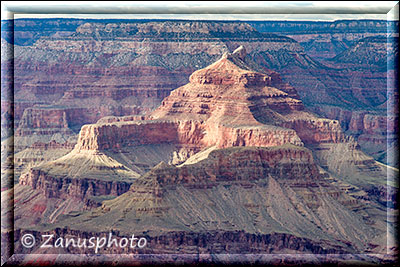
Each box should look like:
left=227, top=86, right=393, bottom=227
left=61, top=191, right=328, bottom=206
left=13, top=228, right=351, bottom=256
left=19, top=149, right=138, bottom=201
left=13, top=46, right=341, bottom=228
left=309, top=105, right=398, bottom=167
left=332, top=36, right=397, bottom=70
left=281, top=118, right=345, bottom=144
left=8, top=43, right=394, bottom=261
left=3, top=19, right=397, bottom=264
left=248, top=20, right=398, bottom=60
left=137, top=145, right=320, bottom=186
left=19, top=47, right=346, bottom=199
left=5, top=20, right=393, bottom=164
left=37, top=144, right=387, bottom=255
left=66, top=47, right=347, bottom=155
left=19, top=168, right=132, bottom=201
left=151, top=46, right=344, bottom=145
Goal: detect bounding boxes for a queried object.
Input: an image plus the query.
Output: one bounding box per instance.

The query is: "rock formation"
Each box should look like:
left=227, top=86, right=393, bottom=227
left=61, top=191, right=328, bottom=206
left=3, top=19, right=395, bottom=172
left=18, top=47, right=319, bottom=203
left=8, top=47, right=394, bottom=259
left=15, top=145, right=389, bottom=255
left=249, top=20, right=398, bottom=60
left=2, top=19, right=397, bottom=265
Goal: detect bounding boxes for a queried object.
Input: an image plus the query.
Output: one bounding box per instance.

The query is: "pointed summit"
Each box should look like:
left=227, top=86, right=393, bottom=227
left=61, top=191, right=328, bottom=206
left=185, top=45, right=268, bottom=87
left=151, top=46, right=305, bottom=126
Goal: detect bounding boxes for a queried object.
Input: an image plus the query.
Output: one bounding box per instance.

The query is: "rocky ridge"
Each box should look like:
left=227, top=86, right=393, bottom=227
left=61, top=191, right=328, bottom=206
left=2, top=19, right=397, bottom=264
left=23, top=144, right=389, bottom=255
left=10, top=47, right=394, bottom=257
left=18, top=46, right=319, bottom=201
left=12, top=46, right=340, bottom=227
left=3, top=20, right=395, bottom=176
left=65, top=46, right=346, bottom=157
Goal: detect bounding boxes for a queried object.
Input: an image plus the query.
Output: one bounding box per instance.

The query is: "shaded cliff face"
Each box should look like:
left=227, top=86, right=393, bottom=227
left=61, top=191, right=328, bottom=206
left=141, top=145, right=320, bottom=185
left=19, top=168, right=132, bottom=200
left=332, top=36, right=397, bottom=70
left=249, top=20, right=398, bottom=60
left=17, top=107, right=71, bottom=130
left=27, top=145, right=388, bottom=255
left=245, top=24, right=396, bottom=142
left=309, top=104, right=398, bottom=168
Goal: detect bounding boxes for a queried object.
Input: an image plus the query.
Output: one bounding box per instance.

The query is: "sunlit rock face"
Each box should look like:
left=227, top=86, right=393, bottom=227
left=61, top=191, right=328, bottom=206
left=6, top=44, right=394, bottom=261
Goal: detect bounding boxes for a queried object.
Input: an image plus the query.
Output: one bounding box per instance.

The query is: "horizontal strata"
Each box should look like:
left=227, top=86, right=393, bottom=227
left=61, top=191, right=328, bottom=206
left=18, top=149, right=138, bottom=200
left=18, top=46, right=348, bottom=204
left=18, top=46, right=344, bottom=202
left=13, top=228, right=351, bottom=254
left=18, top=144, right=315, bottom=201
left=75, top=119, right=303, bottom=151
left=31, top=37, right=301, bottom=55
left=132, top=144, right=320, bottom=188
left=46, top=144, right=381, bottom=253
left=19, top=169, right=132, bottom=201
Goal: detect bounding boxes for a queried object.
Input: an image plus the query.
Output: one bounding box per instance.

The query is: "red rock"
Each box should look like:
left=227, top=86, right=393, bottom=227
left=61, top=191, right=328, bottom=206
left=18, top=46, right=347, bottom=216
left=56, top=46, right=348, bottom=155
left=281, top=119, right=344, bottom=144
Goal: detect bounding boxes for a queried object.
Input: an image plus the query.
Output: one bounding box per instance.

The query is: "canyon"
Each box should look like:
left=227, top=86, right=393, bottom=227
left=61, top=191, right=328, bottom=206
left=249, top=20, right=398, bottom=60
left=2, top=45, right=396, bottom=265
left=1, top=20, right=396, bottom=182
left=1, top=18, right=398, bottom=265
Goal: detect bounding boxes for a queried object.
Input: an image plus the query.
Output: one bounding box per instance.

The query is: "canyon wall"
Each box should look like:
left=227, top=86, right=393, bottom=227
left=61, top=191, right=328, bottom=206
left=74, top=120, right=304, bottom=152
left=137, top=145, right=320, bottom=187
left=19, top=169, right=131, bottom=200
left=3, top=20, right=395, bottom=171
